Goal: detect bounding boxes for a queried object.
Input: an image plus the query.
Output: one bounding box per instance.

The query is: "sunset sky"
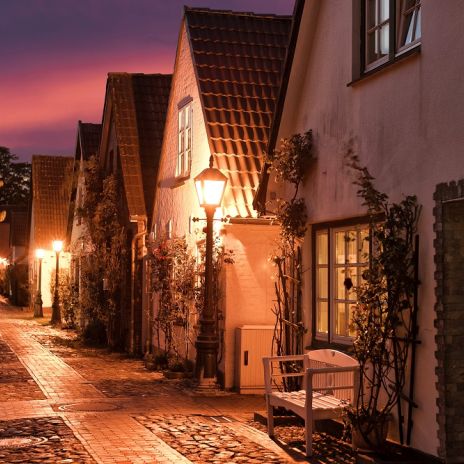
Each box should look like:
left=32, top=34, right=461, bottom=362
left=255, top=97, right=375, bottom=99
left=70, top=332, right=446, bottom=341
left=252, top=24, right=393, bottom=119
left=1, top=0, right=293, bottom=161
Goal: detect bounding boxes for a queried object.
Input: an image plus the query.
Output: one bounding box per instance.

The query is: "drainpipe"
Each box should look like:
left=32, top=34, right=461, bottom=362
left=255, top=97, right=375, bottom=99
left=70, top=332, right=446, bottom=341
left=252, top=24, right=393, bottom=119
left=130, top=217, right=146, bottom=355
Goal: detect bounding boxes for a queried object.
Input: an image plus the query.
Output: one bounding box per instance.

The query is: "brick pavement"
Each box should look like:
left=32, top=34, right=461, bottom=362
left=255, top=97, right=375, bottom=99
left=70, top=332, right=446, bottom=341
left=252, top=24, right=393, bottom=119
left=0, top=300, right=297, bottom=463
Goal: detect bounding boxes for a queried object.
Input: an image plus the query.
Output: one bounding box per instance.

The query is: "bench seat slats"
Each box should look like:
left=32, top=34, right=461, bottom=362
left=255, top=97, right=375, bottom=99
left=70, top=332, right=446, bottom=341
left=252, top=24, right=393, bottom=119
left=263, top=350, right=359, bottom=457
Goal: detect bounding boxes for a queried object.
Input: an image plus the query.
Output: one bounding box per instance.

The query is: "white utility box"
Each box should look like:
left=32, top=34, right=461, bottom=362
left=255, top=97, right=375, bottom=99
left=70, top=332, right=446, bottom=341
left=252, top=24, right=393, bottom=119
left=235, top=325, right=275, bottom=394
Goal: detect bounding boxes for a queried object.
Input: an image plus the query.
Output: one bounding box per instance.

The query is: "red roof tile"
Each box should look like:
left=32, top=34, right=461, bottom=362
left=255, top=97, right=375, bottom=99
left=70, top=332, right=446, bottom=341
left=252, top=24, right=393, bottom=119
left=185, top=7, right=292, bottom=217
left=31, top=155, right=74, bottom=249
left=106, top=73, right=171, bottom=223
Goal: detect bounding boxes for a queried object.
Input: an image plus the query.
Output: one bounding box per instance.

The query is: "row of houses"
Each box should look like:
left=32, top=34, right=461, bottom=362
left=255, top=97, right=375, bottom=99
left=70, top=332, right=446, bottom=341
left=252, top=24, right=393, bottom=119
left=27, top=1, right=464, bottom=461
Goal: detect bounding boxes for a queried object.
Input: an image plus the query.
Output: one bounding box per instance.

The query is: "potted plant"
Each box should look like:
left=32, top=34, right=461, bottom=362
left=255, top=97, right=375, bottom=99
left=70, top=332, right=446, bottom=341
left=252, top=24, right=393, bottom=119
left=344, top=153, right=421, bottom=452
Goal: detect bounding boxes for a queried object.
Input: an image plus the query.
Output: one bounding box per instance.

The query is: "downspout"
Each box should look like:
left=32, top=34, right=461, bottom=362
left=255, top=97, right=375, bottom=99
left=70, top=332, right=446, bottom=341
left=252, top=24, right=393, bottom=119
left=130, top=217, right=146, bottom=354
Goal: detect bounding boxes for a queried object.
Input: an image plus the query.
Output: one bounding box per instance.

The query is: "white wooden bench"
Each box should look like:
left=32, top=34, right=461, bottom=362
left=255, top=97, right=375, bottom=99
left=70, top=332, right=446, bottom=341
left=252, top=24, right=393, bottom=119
left=263, top=349, right=359, bottom=456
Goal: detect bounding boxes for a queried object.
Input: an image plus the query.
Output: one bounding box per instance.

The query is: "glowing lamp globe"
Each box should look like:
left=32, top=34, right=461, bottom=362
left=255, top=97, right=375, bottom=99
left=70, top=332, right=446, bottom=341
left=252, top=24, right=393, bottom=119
left=35, top=249, right=45, bottom=259
left=52, top=240, right=63, bottom=253
left=194, top=166, right=227, bottom=208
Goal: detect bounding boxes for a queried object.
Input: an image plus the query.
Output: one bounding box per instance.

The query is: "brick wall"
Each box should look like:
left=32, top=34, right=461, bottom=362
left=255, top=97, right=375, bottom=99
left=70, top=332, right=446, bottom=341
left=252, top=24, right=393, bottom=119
left=434, top=180, right=464, bottom=463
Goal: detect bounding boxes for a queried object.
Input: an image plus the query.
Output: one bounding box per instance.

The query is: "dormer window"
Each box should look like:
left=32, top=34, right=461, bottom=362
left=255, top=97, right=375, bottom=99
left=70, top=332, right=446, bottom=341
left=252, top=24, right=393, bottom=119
left=177, top=103, right=192, bottom=178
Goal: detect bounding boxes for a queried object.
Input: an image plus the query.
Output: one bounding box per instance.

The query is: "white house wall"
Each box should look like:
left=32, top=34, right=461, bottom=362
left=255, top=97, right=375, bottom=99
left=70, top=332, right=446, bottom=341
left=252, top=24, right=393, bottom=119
left=222, top=223, right=279, bottom=389
left=152, top=23, right=211, bottom=243
left=273, top=0, right=464, bottom=456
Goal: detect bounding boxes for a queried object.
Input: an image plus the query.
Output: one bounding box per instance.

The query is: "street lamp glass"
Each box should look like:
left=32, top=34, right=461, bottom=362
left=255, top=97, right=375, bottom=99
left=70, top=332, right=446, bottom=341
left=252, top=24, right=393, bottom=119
left=194, top=167, right=227, bottom=208
left=52, top=240, right=63, bottom=253
left=35, top=249, right=45, bottom=259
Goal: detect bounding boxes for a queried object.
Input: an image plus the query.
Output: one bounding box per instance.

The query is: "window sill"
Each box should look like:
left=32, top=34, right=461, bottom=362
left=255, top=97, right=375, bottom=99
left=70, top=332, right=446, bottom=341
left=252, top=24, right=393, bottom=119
left=171, top=174, right=190, bottom=188
left=308, top=338, right=354, bottom=355
left=348, top=44, right=421, bottom=87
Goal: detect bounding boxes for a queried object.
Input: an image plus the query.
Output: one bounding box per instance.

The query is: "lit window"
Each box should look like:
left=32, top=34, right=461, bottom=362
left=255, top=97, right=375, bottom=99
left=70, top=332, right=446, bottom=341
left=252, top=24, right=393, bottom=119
left=177, top=103, right=192, bottom=178
left=363, top=0, right=421, bottom=71
left=314, top=223, right=370, bottom=344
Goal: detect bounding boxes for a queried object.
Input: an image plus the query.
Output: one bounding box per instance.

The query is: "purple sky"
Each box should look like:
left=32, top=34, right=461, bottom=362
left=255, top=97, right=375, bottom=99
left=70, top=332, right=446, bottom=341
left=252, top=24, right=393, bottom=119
left=0, top=0, right=294, bottom=162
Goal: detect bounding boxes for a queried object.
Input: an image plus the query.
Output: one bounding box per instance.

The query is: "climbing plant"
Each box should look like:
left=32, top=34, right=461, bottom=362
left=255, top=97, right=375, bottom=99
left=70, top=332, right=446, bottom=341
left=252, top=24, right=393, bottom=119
left=344, top=148, right=421, bottom=448
left=265, top=130, right=315, bottom=381
left=77, top=156, right=128, bottom=348
left=147, top=233, right=234, bottom=371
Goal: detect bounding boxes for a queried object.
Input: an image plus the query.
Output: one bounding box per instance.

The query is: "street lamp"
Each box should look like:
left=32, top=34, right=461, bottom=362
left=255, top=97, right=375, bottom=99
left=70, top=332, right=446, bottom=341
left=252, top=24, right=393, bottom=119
left=194, top=156, right=227, bottom=385
left=33, top=249, right=45, bottom=317
left=51, top=240, right=63, bottom=325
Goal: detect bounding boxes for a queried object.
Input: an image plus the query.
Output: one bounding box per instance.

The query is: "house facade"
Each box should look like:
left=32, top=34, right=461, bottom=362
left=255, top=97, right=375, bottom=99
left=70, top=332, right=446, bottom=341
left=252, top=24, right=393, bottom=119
left=68, top=121, right=102, bottom=327
left=99, top=72, right=171, bottom=352
left=259, top=0, right=464, bottom=460
left=148, top=7, right=295, bottom=389
left=29, top=155, right=74, bottom=309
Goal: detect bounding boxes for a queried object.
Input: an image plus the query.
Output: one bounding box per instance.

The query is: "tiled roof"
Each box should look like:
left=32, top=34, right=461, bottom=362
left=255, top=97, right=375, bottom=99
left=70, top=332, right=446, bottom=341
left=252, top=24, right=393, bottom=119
left=31, top=155, right=74, bottom=249
left=76, top=122, right=101, bottom=161
left=185, top=7, right=292, bottom=217
left=107, top=73, right=171, bottom=223
left=9, top=211, right=28, bottom=247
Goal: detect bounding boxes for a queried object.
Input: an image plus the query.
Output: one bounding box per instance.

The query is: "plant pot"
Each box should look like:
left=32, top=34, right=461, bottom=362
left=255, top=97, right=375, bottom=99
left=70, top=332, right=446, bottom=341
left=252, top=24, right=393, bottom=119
left=352, top=416, right=389, bottom=452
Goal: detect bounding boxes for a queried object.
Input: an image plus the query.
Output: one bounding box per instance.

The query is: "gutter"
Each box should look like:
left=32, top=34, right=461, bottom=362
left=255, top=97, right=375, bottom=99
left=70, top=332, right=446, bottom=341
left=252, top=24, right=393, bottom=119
left=130, top=216, right=146, bottom=354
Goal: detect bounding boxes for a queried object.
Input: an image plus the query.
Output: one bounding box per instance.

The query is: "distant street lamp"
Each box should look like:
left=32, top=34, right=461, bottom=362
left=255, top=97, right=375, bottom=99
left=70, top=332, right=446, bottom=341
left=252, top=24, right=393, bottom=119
left=51, top=240, right=63, bottom=325
left=194, top=157, right=227, bottom=385
left=33, top=249, right=45, bottom=318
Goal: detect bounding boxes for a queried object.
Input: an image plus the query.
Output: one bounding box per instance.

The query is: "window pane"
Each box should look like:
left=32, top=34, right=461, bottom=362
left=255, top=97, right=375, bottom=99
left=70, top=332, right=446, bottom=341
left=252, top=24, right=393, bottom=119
left=185, top=106, right=190, bottom=127
left=335, top=232, right=345, bottom=264
left=316, top=232, right=328, bottom=265
left=335, top=267, right=346, bottom=300
left=360, top=228, right=370, bottom=261
left=415, top=7, right=421, bottom=40
left=366, top=0, right=377, bottom=28
left=317, top=268, right=328, bottom=299
left=347, top=230, right=357, bottom=263
left=346, top=267, right=358, bottom=299
left=379, top=24, right=389, bottom=55
left=348, top=304, right=357, bottom=337
left=317, top=301, right=328, bottom=333
left=380, top=0, right=389, bottom=22
left=335, top=302, right=348, bottom=337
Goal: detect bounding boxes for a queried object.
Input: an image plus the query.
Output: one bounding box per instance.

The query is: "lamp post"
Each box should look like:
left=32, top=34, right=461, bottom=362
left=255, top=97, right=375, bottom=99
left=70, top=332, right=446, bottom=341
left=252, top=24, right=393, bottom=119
left=51, top=240, right=63, bottom=325
left=33, top=249, right=45, bottom=317
left=194, top=157, right=227, bottom=385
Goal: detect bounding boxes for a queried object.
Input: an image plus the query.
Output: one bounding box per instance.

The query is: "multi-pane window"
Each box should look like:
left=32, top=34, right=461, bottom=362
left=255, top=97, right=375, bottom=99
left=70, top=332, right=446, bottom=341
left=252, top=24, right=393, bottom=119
left=315, top=224, right=370, bottom=344
left=364, top=0, right=421, bottom=71
left=177, top=104, right=192, bottom=178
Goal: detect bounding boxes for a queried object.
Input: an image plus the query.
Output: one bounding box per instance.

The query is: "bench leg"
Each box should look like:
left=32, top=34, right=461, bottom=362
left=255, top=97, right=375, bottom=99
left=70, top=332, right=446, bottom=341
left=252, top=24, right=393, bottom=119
left=304, top=415, right=313, bottom=457
left=266, top=397, right=275, bottom=437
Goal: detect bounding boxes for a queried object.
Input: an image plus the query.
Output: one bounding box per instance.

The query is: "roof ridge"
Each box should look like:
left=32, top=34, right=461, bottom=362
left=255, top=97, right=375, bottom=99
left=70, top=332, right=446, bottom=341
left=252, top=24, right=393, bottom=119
left=184, top=6, right=292, bottom=20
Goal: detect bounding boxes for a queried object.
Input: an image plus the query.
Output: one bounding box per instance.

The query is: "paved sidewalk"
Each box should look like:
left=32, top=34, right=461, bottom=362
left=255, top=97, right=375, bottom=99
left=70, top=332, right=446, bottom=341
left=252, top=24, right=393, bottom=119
left=0, top=300, right=299, bottom=464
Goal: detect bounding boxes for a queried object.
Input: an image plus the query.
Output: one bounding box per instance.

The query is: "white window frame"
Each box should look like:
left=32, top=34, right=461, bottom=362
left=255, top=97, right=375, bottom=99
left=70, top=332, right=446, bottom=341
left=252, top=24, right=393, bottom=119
left=314, top=222, right=370, bottom=345
left=176, top=103, right=192, bottom=178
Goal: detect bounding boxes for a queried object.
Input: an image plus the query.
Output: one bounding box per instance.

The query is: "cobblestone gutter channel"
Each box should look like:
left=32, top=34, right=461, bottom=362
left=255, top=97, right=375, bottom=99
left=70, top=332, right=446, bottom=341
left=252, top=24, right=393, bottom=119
left=137, top=414, right=289, bottom=463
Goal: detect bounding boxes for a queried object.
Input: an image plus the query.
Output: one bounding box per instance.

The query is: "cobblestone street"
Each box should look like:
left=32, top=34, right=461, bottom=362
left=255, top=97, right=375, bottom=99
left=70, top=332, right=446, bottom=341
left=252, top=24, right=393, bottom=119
left=0, top=299, right=355, bottom=463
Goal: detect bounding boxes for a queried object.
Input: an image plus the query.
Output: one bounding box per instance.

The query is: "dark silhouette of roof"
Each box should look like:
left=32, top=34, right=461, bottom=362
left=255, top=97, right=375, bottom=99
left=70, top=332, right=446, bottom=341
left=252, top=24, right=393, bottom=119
left=9, top=210, right=28, bottom=247
left=184, top=7, right=292, bottom=217
left=104, top=73, right=172, bottom=224
left=31, top=155, right=74, bottom=249
left=76, top=122, right=102, bottom=161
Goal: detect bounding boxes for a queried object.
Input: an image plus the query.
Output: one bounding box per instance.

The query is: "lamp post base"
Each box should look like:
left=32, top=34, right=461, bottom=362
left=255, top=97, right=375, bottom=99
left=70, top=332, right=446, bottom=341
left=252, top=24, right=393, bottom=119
left=195, top=335, right=218, bottom=382
left=33, top=294, right=43, bottom=318
left=51, top=294, right=61, bottom=326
